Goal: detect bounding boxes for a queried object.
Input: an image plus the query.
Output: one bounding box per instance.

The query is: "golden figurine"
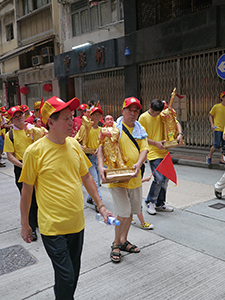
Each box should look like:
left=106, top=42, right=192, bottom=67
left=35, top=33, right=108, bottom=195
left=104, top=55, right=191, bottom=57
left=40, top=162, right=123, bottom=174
left=161, top=87, right=185, bottom=148
left=98, top=116, right=129, bottom=169
left=99, top=115, right=134, bottom=183
left=25, top=118, right=48, bottom=142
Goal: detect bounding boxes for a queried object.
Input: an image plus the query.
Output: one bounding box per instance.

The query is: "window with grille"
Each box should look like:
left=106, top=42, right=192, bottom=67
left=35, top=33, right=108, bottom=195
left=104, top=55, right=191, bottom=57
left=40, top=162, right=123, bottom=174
left=23, top=0, right=52, bottom=15
left=71, top=0, right=124, bottom=37
left=6, top=24, right=14, bottom=41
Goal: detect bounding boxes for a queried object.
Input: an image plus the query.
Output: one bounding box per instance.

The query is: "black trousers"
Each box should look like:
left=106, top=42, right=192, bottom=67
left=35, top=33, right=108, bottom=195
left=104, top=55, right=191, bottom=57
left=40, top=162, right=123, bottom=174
left=14, top=165, right=38, bottom=232
left=41, top=230, right=84, bottom=300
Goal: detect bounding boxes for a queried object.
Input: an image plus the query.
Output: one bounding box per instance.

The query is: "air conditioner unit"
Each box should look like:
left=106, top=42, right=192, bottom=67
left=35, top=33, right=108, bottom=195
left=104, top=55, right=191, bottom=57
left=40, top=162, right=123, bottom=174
left=42, top=47, right=54, bottom=56
left=43, top=55, right=54, bottom=64
left=32, top=55, right=43, bottom=66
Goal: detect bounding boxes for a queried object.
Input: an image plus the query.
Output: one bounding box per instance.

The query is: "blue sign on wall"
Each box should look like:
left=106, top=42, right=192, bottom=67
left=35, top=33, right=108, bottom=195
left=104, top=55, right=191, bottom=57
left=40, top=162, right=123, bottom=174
left=216, top=54, right=225, bottom=80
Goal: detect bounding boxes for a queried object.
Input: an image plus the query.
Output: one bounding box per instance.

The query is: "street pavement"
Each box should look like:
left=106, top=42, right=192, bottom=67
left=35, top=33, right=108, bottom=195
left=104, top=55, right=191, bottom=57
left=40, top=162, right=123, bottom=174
left=1, top=150, right=225, bottom=300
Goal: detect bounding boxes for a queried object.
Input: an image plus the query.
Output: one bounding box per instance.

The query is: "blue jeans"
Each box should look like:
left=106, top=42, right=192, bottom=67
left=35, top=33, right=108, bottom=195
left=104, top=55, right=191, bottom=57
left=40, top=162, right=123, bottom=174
left=87, top=155, right=102, bottom=202
left=145, top=159, right=169, bottom=207
left=213, top=131, right=225, bottom=149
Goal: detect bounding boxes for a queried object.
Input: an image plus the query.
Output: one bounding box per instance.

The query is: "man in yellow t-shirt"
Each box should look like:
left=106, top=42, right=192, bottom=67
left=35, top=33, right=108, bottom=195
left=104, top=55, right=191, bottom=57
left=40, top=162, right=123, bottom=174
left=75, top=106, right=103, bottom=207
left=3, top=105, right=38, bottom=239
left=139, top=99, right=183, bottom=215
left=19, top=96, right=112, bottom=300
left=98, top=97, right=148, bottom=263
left=206, top=92, right=225, bottom=165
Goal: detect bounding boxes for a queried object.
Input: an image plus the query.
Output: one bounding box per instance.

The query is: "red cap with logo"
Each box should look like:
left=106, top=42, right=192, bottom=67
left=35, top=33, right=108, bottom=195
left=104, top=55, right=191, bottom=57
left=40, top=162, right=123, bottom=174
left=0, top=106, right=7, bottom=113
left=90, top=106, right=103, bottom=115
left=122, top=97, right=142, bottom=110
left=78, top=104, right=89, bottom=111
left=20, top=104, right=29, bottom=112
left=41, top=96, right=80, bottom=124
left=7, top=106, right=23, bottom=119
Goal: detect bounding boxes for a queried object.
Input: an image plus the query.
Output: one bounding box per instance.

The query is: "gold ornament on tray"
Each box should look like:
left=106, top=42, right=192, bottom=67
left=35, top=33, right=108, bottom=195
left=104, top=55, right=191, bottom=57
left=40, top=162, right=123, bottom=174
left=160, top=87, right=185, bottom=148
left=98, top=116, right=135, bottom=183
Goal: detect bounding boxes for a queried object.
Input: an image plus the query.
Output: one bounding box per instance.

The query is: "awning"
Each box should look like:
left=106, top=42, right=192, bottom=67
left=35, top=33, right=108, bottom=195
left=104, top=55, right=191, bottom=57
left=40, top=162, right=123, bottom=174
left=0, top=35, right=55, bottom=63
left=0, top=43, right=34, bottom=62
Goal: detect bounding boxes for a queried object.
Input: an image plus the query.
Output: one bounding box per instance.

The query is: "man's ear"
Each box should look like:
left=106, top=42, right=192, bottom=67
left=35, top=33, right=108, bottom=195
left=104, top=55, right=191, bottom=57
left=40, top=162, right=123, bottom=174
left=47, top=118, right=54, bottom=128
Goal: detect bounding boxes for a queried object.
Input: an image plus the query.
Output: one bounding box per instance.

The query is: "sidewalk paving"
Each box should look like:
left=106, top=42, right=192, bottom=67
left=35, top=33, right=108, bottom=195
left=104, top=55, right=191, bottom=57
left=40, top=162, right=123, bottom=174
left=1, top=149, right=225, bottom=300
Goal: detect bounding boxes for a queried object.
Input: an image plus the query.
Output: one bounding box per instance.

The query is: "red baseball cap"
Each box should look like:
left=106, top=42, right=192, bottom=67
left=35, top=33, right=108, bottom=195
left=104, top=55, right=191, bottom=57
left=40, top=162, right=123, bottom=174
left=41, top=96, right=80, bottom=124
left=7, top=105, right=23, bottom=119
left=220, top=91, right=225, bottom=99
left=78, top=104, right=89, bottom=111
left=20, top=104, right=29, bottom=112
left=122, top=97, right=142, bottom=110
left=90, top=107, right=103, bottom=115
left=0, top=106, right=7, bottom=113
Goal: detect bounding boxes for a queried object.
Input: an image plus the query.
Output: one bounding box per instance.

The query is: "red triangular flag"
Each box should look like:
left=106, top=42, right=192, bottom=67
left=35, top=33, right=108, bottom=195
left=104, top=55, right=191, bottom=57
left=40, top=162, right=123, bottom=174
left=156, top=152, right=177, bottom=185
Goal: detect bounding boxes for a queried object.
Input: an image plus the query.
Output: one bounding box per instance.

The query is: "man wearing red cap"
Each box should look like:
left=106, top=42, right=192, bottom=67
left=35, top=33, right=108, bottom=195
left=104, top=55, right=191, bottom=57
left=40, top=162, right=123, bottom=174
left=98, top=97, right=149, bottom=263
left=206, top=92, right=225, bottom=165
left=3, top=105, right=38, bottom=239
left=19, top=96, right=112, bottom=299
left=20, top=104, right=32, bottom=120
left=83, top=106, right=103, bottom=207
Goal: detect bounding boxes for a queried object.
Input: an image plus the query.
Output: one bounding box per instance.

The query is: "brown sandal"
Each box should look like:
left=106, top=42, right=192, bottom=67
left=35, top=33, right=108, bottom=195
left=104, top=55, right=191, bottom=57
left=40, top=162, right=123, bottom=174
left=120, top=240, right=140, bottom=253
left=110, top=243, right=121, bottom=263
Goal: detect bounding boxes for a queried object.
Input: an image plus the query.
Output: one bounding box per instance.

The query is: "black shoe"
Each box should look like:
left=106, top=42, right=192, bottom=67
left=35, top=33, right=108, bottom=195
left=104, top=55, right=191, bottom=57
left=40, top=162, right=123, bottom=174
left=87, top=198, right=94, bottom=204
left=32, top=231, right=37, bottom=241
left=215, top=190, right=222, bottom=199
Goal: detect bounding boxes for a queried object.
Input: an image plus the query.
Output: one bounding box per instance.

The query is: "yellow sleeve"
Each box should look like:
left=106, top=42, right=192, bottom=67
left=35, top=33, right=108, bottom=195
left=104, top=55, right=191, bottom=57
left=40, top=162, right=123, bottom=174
left=3, top=133, right=14, bottom=153
left=19, top=146, right=37, bottom=185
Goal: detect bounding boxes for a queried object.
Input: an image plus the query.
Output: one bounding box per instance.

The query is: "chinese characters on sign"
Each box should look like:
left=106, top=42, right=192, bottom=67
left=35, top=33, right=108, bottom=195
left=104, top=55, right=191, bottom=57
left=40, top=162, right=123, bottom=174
left=95, top=46, right=105, bottom=64
left=76, top=46, right=105, bottom=70
left=64, top=55, right=70, bottom=72
left=78, top=51, right=86, bottom=68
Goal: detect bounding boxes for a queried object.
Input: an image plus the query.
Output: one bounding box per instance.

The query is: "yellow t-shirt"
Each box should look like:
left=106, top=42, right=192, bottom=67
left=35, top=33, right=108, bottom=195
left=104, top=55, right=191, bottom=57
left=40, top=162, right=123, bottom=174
left=3, top=129, right=32, bottom=160
left=139, top=111, right=168, bottom=161
left=87, top=127, right=101, bottom=149
left=108, top=123, right=148, bottom=189
left=19, top=136, right=92, bottom=236
left=209, top=103, right=225, bottom=131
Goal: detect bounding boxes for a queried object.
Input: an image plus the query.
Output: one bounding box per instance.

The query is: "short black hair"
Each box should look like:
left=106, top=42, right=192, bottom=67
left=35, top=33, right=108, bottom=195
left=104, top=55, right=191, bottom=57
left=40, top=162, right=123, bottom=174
left=88, top=100, right=94, bottom=105
left=46, top=111, right=61, bottom=130
left=150, top=99, right=164, bottom=112
left=33, top=118, right=39, bottom=124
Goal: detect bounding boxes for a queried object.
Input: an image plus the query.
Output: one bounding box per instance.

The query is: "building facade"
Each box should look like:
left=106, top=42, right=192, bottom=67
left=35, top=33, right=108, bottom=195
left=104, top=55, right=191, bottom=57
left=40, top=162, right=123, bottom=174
left=55, top=0, right=225, bottom=149
left=0, top=0, right=61, bottom=109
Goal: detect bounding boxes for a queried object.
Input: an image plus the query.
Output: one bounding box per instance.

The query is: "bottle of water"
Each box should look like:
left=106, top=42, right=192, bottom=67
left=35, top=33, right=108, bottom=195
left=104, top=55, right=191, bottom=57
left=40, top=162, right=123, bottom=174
left=214, top=126, right=217, bottom=129
left=96, top=213, right=120, bottom=226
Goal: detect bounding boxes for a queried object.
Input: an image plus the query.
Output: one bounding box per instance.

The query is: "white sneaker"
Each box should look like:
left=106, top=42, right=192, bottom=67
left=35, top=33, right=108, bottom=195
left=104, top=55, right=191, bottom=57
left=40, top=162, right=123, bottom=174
left=131, top=218, right=136, bottom=225
left=155, top=204, right=174, bottom=212
left=141, top=222, right=154, bottom=230
left=147, top=202, right=156, bottom=215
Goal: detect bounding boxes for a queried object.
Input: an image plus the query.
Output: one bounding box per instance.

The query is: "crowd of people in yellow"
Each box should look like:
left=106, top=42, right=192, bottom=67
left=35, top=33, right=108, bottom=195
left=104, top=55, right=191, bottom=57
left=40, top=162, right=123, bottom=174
left=0, top=95, right=185, bottom=299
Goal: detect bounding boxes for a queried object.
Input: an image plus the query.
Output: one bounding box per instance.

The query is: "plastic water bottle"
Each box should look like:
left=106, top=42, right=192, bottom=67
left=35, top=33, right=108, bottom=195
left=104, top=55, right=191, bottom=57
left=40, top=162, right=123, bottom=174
left=214, top=126, right=217, bottom=129
left=96, top=213, right=120, bottom=226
